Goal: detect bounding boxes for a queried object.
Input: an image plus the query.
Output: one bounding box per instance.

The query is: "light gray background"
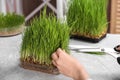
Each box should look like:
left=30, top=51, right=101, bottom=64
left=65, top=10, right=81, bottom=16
left=0, top=34, right=120, bottom=80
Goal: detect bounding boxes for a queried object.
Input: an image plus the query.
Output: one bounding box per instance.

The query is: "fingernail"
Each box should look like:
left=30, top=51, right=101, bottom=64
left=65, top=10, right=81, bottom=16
left=57, top=48, right=62, bottom=51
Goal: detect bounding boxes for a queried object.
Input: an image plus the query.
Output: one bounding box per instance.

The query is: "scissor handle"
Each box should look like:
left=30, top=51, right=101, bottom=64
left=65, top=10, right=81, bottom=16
left=114, top=45, right=120, bottom=52
left=117, top=57, right=120, bottom=65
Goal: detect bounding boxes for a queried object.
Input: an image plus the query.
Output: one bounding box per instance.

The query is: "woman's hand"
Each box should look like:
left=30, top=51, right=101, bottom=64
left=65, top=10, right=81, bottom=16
left=51, top=48, right=89, bottom=80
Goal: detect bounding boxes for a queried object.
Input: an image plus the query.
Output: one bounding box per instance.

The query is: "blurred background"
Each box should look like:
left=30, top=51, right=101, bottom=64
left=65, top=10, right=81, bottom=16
left=0, top=0, right=120, bottom=34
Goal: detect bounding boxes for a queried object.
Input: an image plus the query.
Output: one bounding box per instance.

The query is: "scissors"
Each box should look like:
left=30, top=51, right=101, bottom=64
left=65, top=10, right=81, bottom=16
left=69, top=45, right=120, bottom=65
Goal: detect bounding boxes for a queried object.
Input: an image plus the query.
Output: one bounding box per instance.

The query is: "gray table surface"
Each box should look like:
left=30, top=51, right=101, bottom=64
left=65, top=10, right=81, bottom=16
left=0, top=34, right=120, bottom=80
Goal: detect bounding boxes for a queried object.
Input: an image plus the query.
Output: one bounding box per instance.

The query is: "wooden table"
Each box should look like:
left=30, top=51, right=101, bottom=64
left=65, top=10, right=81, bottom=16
left=0, top=34, right=120, bottom=80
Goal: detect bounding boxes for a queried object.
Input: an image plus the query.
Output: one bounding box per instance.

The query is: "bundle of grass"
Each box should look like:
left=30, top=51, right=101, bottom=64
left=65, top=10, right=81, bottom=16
left=20, top=10, right=70, bottom=74
left=0, top=13, right=25, bottom=36
left=67, top=0, right=108, bottom=43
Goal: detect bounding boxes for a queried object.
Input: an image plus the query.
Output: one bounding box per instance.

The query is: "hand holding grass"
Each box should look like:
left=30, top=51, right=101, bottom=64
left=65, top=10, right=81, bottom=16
left=52, top=48, right=89, bottom=80
left=20, top=9, right=70, bottom=74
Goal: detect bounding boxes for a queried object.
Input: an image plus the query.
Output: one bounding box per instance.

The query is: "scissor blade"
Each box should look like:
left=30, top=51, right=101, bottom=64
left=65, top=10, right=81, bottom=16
left=69, top=45, right=100, bottom=49
left=69, top=45, right=102, bottom=52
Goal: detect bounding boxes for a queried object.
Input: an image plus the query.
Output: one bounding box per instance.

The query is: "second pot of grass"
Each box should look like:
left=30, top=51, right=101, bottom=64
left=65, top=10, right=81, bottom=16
left=20, top=10, right=70, bottom=74
left=0, top=13, right=25, bottom=36
left=67, top=0, right=108, bottom=43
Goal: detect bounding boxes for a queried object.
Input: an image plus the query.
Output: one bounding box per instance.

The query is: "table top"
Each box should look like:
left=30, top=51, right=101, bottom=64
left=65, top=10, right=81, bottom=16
left=0, top=34, right=120, bottom=80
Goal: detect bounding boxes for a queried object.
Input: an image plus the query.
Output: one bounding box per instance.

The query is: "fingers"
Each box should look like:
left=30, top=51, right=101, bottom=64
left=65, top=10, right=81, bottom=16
left=51, top=48, right=67, bottom=67
left=52, top=60, right=57, bottom=66
left=51, top=52, right=59, bottom=61
left=56, top=48, right=65, bottom=55
left=51, top=52, right=59, bottom=67
left=52, top=52, right=58, bottom=60
left=51, top=48, right=63, bottom=67
left=51, top=48, right=62, bottom=60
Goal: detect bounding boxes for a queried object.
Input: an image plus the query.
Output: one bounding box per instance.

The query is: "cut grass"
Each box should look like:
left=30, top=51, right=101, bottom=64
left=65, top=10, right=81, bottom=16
left=85, top=52, right=105, bottom=55
left=67, top=0, right=108, bottom=38
left=20, top=10, right=70, bottom=66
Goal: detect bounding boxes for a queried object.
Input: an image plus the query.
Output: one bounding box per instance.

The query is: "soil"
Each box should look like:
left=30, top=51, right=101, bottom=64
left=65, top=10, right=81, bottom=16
left=70, top=30, right=107, bottom=43
left=20, top=58, right=59, bottom=75
left=0, top=24, right=25, bottom=37
left=71, top=34, right=106, bottom=43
